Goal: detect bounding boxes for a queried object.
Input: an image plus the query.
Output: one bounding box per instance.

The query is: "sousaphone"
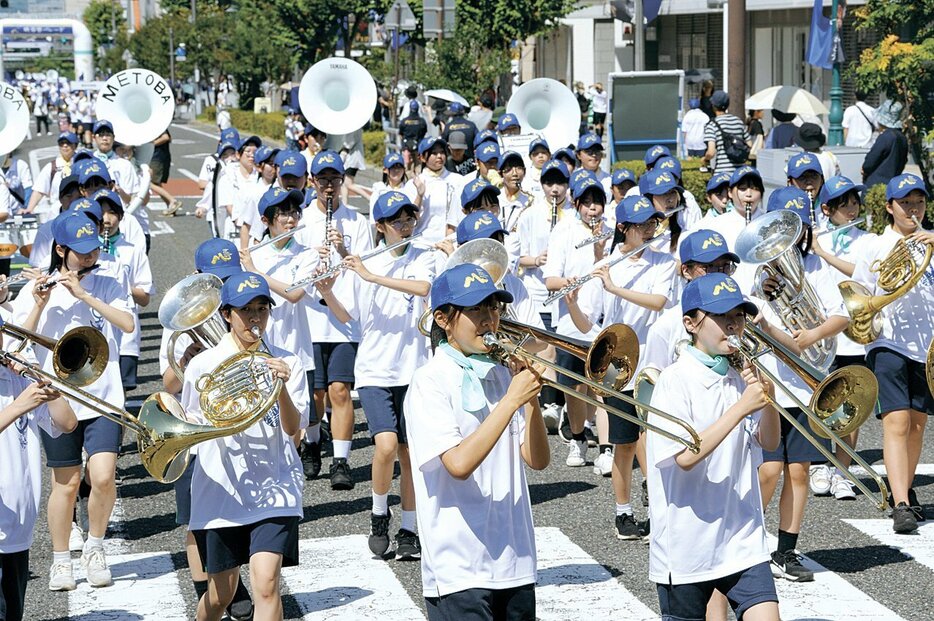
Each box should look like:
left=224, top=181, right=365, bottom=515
left=94, top=69, right=176, bottom=145
left=506, top=78, right=580, bottom=151
left=0, top=81, right=30, bottom=156
left=298, top=57, right=377, bottom=135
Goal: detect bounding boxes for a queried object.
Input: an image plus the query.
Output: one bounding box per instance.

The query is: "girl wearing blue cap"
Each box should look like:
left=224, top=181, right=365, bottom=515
left=369, top=152, right=425, bottom=220
left=405, top=263, right=549, bottom=621
left=640, top=169, right=686, bottom=255
left=648, top=272, right=780, bottom=621
left=702, top=167, right=764, bottom=258
left=10, top=212, right=134, bottom=592
left=853, top=173, right=934, bottom=534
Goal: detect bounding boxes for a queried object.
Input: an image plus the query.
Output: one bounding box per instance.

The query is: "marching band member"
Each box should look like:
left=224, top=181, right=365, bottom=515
left=704, top=166, right=765, bottom=255
left=498, top=150, right=531, bottom=236
left=114, top=142, right=154, bottom=253
left=647, top=273, right=781, bottom=621
left=91, top=121, right=146, bottom=236
left=300, top=125, right=327, bottom=169
left=194, top=138, right=240, bottom=237
left=643, top=145, right=670, bottom=172
left=181, top=272, right=308, bottom=621
left=369, top=152, right=425, bottom=219
left=652, top=156, right=702, bottom=231
left=340, top=191, right=434, bottom=561
left=638, top=169, right=686, bottom=256
left=686, top=172, right=733, bottom=235
left=27, top=174, right=82, bottom=270
left=575, top=133, right=611, bottom=196
left=853, top=173, right=934, bottom=534
left=216, top=135, right=261, bottom=241
left=473, top=142, right=502, bottom=186
left=785, top=153, right=826, bottom=227
left=495, top=112, right=522, bottom=137
left=553, top=147, right=577, bottom=175
left=235, top=145, right=279, bottom=247
left=608, top=168, right=637, bottom=211
left=405, top=263, right=549, bottom=620
left=566, top=194, right=676, bottom=538
left=9, top=211, right=134, bottom=592
left=405, top=137, right=465, bottom=243
left=74, top=158, right=147, bottom=250
left=523, top=137, right=550, bottom=199
left=24, top=131, right=78, bottom=219
left=0, top=356, right=77, bottom=621
left=446, top=177, right=502, bottom=242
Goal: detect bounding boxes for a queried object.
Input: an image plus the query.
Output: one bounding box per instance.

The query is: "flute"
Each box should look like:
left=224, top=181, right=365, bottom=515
left=24, top=264, right=100, bottom=292
left=815, top=217, right=866, bottom=237
left=248, top=224, right=306, bottom=252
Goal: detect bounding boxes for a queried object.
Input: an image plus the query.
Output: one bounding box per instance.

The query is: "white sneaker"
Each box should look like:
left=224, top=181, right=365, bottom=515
left=69, top=522, right=84, bottom=552
left=831, top=473, right=857, bottom=500
left=809, top=464, right=832, bottom=496
left=48, top=560, right=76, bottom=591
left=81, top=547, right=113, bottom=587
left=566, top=440, right=588, bottom=467
left=593, top=447, right=613, bottom=477
left=541, top=403, right=560, bottom=434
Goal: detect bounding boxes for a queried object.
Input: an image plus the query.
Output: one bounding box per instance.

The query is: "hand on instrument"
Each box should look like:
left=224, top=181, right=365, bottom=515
left=534, top=251, right=548, bottom=267
left=32, top=275, right=54, bottom=306
left=592, top=265, right=614, bottom=291
left=238, top=247, right=256, bottom=272
left=327, top=226, right=348, bottom=257
left=57, top=269, right=88, bottom=300
left=564, top=278, right=581, bottom=305
left=505, top=360, right=545, bottom=406
left=264, top=357, right=292, bottom=382
left=791, top=328, right=821, bottom=351
left=194, top=206, right=206, bottom=219
left=810, top=232, right=827, bottom=257
left=342, top=255, right=373, bottom=282
left=14, top=379, right=62, bottom=410
left=21, top=267, right=42, bottom=281
left=313, top=269, right=338, bottom=294
left=759, top=275, right=783, bottom=301
left=433, top=238, right=455, bottom=256
left=738, top=363, right=773, bottom=413
left=908, top=229, right=934, bottom=245
left=180, top=342, right=205, bottom=368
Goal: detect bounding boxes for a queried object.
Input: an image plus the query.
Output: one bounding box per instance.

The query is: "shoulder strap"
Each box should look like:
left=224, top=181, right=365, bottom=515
left=855, top=103, right=877, bottom=131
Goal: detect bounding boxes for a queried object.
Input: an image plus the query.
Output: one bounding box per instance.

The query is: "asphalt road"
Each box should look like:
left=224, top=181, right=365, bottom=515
left=15, top=121, right=934, bottom=621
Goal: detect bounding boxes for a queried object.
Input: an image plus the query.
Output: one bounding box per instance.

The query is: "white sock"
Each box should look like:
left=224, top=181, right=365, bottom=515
left=372, top=492, right=389, bottom=516
left=401, top=510, right=417, bottom=533
left=584, top=419, right=595, bottom=430
left=85, top=534, right=104, bottom=551
left=333, top=439, right=352, bottom=460
left=616, top=503, right=632, bottom=516
left=305, top=424, right=321, bottom=444
left=53, top=551, right=71, bottom=564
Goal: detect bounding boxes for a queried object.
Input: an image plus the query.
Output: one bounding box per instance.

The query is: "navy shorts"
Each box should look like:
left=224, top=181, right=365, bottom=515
left=358, top=385, right=409, bottom=443
left=312, top=342, right=358, bottom=389
left=305, top=370, right=319, bottom=425
left=0, top=550, right=29, bottom=621
left=119, top=355, right=138, bottom=390
left=556, top=349, right=586, bottom=388
left=173, top=456, right=196, bottom=526
left=868, top=347, right=934, bottom=416
left=761, top=407, right=830, bottom=464
left=605, top=391, right=641, bottom=445
left=41, top=416, right=122, bottom=467
left=192, top=515, right=300, bottom=574
left=657, top=561, right=777, bottom=621
left=425, top=583, right=535, bottom=621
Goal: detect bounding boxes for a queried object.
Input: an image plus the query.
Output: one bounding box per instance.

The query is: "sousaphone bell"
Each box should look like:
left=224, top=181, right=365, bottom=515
left=94, top=69, right=176, bottom=145
left=506, top=78, right=581, bottom=151
left=298, top=57, right=377, bottom=135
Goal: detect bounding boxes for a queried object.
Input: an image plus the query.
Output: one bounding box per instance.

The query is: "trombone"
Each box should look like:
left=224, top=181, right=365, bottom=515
left=487, top=318, right=702, bottom=454
left=728, top=325, right=888, bottom=510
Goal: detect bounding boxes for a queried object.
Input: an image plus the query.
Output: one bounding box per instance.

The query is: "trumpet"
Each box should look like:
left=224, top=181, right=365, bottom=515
left=285, top=232, right=424, bottom=292
left=544, top=234, right=664, bottom=305
left=248, top=224, right=306, bottom=252
left=727, top=326, right=888, bottom=510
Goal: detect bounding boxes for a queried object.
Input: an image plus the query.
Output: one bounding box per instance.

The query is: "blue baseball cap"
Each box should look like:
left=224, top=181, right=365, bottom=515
left=70, top=197, right=103, bottom=223
left=886, top=173, right=929, bottom=201
left=767, top=186, right=812, bottom=225
left=529, top=137, right=550, bottom=155
left=612, top=168, right=637, bottom=187
left=474, top=129, right=497, bottom=148
left=92, top=120, right=113, bottom=134
left=616, top=195, right=661, bottom=225
left=456, top=210, right=509, bottom=245
left=730, top=165, right=762, bottom=188
left=373, top=190, right=415, bottom=221
left=681, top=273, right=758, bottom=316
left=72, top=150, right=94, bottom=164
left=447, top=101, right=466, bottom=115
left=644, top=145, right=671, bottom=167
left=58, top=174, right=80, bottom=196
left=310, top=150, right=344, bottom=175
left=785, top=152, right=823, bottom=179
left=461, top=177, right=500, bottom=205
left=571, top=173, right=606, bottom=201
left=496, top=113, right=520, bottom=132
left=195, top=238, right=242, bottom=278
left=679, top=229, right=740, bottom=265
left=238, top=135, right=262, bottom=152
left=304, top=187, right=317, bottom=206
left=304, top=124, right=324, bottom=137
left=640, top=169, right=683, bottom=196
left=499, top=150, right=524, bottom=170
left=430, top=263, right=513, bottom=312
left=819, top=175, right=866, bottom=206
left=383, top=152, right=404, bottom=169
left=277, top=151, right=308, bottom=177
left=476, top=142, right=501, bottom=163
left=541, top=159, right=570, bottom=181
left=77, top=160, right=112, bottom=186
left=219, top=127, right=240, bottom=144
left=57, top=131, right=78, bottom=145
left=553, top=147, right=576, bottom=163
left=220, top=272, right=276, bottom=308
left=217, top=140, right=237, bottom=156
left=706, top=172, right=732, bottom=193
left=569, top=168, right=592, bottom=191
left=55, top=212, right=100, bottom=254
left=418, top=136, right=447, bottom=155
left=576, top=132, right=603, bottom=151
left=254, top=146, right=277, bottom=166
left=654, top=156, right=682, bottom=179
left=92, top=188, right=123, bottom=213
left=258, top=187, right=305, bottom=217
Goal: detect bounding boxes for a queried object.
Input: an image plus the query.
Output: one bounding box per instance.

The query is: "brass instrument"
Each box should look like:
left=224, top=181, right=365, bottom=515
left=159, top=274, right=228, bottom=382
left=735, top=209, right=836, bottom=371
left=838, top=215, right=933, bottom=344
left=728, top=327, right=888, bottom=510
left=483, top=320, right=701, bottom=454
left=507, top=189, right=535, bottom=233
left=0, top=321, right=108, bottom=387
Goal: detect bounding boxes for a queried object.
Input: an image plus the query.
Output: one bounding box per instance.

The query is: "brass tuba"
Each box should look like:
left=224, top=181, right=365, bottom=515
left=734, top=209, right=836, bottom=371
left=159, top=274, right=228, bottom=382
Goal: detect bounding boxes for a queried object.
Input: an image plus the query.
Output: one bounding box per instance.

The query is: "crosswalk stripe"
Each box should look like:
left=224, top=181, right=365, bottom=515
left=766, top=534, right=906, bottom=620
left=68, top=552, right=188, bottom=620
left=281, top=535, right=426, bottom=620
left=850, top=463, right=934, bottom=477
left=844, top=520, right=934, bottom=572
left=535, top=527, right=657, bottom=620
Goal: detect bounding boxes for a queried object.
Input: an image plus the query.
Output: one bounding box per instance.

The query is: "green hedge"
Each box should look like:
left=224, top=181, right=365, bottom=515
left=613, top=157, right=708, bottom=207
left=863, top=183, right=888, bottom=233
left=199, top=106, right=287, bottom=145
left=363, top=130, right=386, bottom=168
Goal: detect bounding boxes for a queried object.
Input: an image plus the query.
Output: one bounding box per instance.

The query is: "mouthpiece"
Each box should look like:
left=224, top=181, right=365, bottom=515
left=250, top=326, right=262, bottom=339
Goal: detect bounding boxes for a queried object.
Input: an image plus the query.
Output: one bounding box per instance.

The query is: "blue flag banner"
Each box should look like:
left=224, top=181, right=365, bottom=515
left=644, top=0, right=662, bottom=23
left=806, top=0, right=833, bottom=70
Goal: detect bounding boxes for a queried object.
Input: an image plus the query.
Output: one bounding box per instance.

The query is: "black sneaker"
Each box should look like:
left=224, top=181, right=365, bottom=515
left=394, top=529, right=421, bottom=560
left=329, top=458, right=354, bottom=490
left=226, top=575, right=253, bottom=620
left=615, top=513, right=640, bottom=540
left=583, top=426, right=598, bottom=448
left=300, top=441, right=322, bottom=480
left=770, top=550, right=814, bottom=582
left=641, top=479, right=649, bottom=507
left=320, top=414, right=332, bottom=442
left=893, top=502, right=919, bottom=534
left=558, top=407, right=572, bottom=444
left=638, top=518, right=651, bottom=543
left=908, top=488, right=926, bottom=522
left=368, top=512, right=391, bottom=556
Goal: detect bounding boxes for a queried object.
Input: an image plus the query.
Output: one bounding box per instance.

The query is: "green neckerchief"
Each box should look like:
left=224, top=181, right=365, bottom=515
left=685, top=344, right=730, bottom=376
left=439, top=341, right=499, bottom=413
left=828, top=221, right=853, bottom=254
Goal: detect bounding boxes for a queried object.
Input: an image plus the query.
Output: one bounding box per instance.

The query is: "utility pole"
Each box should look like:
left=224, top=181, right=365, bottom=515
left=827, top=0, right=843, bottom=145
left=727, top=0, right=745, bottom=118
left=169, top=26, right=175, bottom=90
left=634, top=0, right=644, bottom=71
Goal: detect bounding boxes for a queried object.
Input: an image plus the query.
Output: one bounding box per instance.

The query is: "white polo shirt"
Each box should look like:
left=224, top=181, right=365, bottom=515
left=647, top=353, right=769, bottom=584
left=104, top=157, right=145, bottom=233
left=404, top=347, right=536, bottom=597
left=853, top=226, right=934, bottom=364
left=102, top=235, right=155, bottom=358
left=642, top=302, right=691, bottom=372
left=239, top=178, right=275, bottom=246
left=820, top=226, right=876, bottom=357
left=404, top=168, right=465, bottom=243
left=515, top=197, right=573, bottom=312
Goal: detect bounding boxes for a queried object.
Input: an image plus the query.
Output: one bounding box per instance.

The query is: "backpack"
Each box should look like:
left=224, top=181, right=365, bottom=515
left=713, top=119, right=751, bottom=165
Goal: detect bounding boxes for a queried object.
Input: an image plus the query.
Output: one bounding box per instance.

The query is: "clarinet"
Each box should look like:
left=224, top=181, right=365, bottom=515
left=806, top=190, right=816, bottom=225
left=323, top=194, right=334, bottom=270
left=101, top=228, right=110, bottom=254
left=551, top=196, right=558, bottom=229
left=745, top=200, right=753, bottom=225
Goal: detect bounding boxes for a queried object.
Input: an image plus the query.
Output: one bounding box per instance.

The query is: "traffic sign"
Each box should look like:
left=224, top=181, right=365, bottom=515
left=385, top=0, right=417, bottom=32
left=423, top=0, right=455, bottom=38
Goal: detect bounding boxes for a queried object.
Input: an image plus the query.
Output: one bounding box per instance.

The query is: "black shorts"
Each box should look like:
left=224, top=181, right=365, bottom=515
left=358, top=385, right=409, bottom=443
left=149, top=159, right=170, bottom=184
left=425, top=583, right=535, bottom=621
left=868, top=347, right=934, bottom=416
left=192, top=515, right=300, bottom=574
left=761, top=407, right=830, bottom=464
left=656, top=561, right=777, bottom=621
left=173, top=456, right=196, bottom=526
left=41, top=416, right=122, bottom=467
left=312, top=342, right=358, bottom=389
left=605, top=391, right=641, bottom=445
left=0, top=550, right=29, bottom=621
left=592, top=112, right=607, bottom=126
left=305, top=370, right=319, bottom=425
left=119, top=354, right=138, bottom=390
left=345, top=167, right=360, bottom=178
left=556, top=349, right=586, bottom=388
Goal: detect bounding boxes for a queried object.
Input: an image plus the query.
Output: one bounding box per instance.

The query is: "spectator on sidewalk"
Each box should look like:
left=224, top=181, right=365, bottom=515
left=862, top=100, right=909, bottom=190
